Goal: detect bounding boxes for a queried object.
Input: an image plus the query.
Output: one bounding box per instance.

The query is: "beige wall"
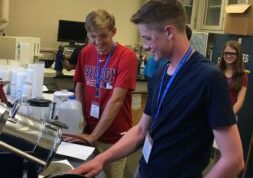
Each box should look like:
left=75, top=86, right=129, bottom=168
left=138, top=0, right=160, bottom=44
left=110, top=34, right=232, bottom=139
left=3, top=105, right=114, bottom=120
left=5, top=0, right=143, bottom=50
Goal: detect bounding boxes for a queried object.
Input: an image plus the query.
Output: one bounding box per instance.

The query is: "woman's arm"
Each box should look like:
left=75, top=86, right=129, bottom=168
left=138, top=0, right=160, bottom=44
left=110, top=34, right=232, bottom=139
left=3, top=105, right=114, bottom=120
left=233, top=86, right=247, bottom=115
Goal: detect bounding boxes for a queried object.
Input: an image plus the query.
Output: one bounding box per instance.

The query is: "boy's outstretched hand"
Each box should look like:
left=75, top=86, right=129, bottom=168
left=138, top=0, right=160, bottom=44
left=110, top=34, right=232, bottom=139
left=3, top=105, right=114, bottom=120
left=67, top=156, right=104, bottom=178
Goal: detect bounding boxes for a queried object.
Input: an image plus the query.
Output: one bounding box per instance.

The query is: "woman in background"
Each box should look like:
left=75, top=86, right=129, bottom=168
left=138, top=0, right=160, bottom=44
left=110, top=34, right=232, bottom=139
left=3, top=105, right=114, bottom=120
left=219, top=40, right=248, bottom=116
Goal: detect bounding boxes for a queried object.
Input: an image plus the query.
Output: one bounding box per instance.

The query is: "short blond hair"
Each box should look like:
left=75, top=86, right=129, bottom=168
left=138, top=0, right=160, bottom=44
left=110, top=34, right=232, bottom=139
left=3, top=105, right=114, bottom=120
left=85, top=9, right=115, bottom=32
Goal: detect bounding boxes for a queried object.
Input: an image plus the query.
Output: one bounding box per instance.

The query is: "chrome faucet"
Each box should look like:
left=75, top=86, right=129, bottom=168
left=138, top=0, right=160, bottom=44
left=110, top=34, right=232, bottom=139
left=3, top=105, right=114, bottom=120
left=9, top=99, right=21, bottom=119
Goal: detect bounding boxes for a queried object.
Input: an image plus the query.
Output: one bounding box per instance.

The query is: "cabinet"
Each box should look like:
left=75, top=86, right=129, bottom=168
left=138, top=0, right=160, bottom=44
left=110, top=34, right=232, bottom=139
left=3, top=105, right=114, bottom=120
left=131, top=81, right=147, bottom=126
left=197, top=0, right=227, bottom=31
left=181, top=0, right=199, bottom=28
left=0, top=36, right=40, bottom=64
left=228, top=0, right=247, bottom=4
left=132, top=92, right=147, bottom=126
left=143, top=0, right=250, bottom=32
left=182, top=0, right=226, bottom=31
left=144, top=0, right=249, bottom=32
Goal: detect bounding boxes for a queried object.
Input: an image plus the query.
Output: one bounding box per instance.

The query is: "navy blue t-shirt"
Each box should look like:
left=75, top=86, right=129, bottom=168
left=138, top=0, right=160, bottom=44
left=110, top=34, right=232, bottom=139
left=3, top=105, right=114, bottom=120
left=139, top=51, right=236, bottom=178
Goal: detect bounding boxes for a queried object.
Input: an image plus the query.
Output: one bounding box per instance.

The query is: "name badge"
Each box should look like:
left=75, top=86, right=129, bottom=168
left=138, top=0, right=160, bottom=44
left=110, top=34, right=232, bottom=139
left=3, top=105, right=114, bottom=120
left=90, top=101, right=100, bottom=119
left=142, top=131, right=153, bottom=164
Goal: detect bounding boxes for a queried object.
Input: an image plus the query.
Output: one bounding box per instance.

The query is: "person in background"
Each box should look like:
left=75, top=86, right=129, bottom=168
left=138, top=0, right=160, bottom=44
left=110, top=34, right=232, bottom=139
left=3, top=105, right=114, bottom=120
left=54, top=45, right=85, bottom=76
left=64, top=9, right=137, bottom=178
left=218, top=40, right=248, bottom=116
left=62, top=45, right=85, bottom=71
left=54, top=46, right=64, bottom=76
left=68, top=1, right=244, bottom=178
left=143, top=55, right=167, bottom=81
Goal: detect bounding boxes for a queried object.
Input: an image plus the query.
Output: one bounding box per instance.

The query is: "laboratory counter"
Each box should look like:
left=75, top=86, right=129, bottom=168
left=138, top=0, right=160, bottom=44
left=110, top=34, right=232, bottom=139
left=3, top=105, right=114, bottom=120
left=44, top=69, right=148, bottom=93
left=44, top=68, right=148, bottom=127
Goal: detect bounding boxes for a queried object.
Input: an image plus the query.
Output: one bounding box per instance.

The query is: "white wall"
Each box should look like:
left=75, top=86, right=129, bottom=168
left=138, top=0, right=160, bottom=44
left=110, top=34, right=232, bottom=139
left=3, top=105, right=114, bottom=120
left=5, top=0, right=143, bottom=50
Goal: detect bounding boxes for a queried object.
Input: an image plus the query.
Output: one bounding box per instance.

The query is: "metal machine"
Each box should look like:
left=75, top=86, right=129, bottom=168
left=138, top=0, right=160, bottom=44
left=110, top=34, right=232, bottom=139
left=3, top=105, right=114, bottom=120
left=0, top=99, right=62, bottom=170
left=0, top=77, right=64, bottom=175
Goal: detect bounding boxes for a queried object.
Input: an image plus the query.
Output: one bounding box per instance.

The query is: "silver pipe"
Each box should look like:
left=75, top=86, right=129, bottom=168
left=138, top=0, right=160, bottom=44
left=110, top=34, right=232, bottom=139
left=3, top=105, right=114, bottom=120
left=0, top=140, right=46, bottom=166
left=9, top=99, right=21, bottom=119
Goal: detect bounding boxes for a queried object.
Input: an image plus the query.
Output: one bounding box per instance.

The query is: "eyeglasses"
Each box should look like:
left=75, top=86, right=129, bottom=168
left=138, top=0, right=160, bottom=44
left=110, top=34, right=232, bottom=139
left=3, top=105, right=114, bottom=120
left=222, top=51, right=237, bottom=57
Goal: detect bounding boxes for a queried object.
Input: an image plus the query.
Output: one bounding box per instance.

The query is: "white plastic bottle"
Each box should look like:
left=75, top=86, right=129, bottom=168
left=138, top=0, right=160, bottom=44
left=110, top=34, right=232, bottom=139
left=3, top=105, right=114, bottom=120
left=58, top=95, right=86, bottom=134
left=139, top=59, right=145, bottom=75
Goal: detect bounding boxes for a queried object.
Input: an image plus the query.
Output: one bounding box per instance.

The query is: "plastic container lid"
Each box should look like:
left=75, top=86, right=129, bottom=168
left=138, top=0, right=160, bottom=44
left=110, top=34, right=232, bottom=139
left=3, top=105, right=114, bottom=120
left=27, top=98, right=51, bottom=107
left=54, top=90, right=74, bottom=97
left=68, top=95, right=75, bottom=100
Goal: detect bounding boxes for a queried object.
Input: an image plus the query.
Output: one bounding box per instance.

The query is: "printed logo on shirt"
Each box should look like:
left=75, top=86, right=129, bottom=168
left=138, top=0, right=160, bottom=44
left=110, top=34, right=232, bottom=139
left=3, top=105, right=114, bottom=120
left=84, top=65, right=116, bottom=89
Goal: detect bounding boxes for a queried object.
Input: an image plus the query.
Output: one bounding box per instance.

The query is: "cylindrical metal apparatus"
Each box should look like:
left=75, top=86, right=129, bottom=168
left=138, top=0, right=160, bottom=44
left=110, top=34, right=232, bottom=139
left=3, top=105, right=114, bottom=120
left=0, top=104, right=62, bottom=169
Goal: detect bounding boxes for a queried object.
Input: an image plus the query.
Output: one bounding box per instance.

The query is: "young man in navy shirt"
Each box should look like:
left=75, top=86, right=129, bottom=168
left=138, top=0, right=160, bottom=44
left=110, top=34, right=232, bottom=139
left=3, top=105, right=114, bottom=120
left=69, top=1, right=244, bottom=178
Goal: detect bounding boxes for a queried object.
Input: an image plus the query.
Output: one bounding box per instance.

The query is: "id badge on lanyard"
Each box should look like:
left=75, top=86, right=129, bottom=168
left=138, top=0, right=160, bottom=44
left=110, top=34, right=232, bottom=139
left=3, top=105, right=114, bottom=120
left=90, top=99, right=100, bottom=119
left=90, top=85, right=101, bottom=119
left=90, top=44, right=114, bottom=119
left=142, top=131, right=153, bottom=164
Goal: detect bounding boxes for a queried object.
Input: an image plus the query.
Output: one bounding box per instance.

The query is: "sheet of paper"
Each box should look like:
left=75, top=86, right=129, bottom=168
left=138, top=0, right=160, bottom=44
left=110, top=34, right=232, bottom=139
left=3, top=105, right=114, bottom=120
left=56, top=141, right=95, bottom=160
left=132, top=94, right=142, bottom=110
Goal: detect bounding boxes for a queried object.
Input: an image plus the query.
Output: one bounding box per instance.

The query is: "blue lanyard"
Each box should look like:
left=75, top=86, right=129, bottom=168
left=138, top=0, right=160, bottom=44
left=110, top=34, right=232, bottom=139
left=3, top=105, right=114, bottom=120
left=151, top=47, right=193, bottom=129
left=95, top=45, right=115, bottom=97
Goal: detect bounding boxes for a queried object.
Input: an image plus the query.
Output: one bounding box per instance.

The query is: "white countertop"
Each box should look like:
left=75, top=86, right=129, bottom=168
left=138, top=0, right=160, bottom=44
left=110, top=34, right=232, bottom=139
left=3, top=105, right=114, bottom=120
left=44, top=68, right=75, bottom=78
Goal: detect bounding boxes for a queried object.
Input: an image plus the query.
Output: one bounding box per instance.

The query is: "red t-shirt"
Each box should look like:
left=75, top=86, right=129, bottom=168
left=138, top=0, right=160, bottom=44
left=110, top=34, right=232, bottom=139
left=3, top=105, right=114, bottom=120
left=74, top=43, right=137, bottom=143
left=227, top=73, right=248, bottom=105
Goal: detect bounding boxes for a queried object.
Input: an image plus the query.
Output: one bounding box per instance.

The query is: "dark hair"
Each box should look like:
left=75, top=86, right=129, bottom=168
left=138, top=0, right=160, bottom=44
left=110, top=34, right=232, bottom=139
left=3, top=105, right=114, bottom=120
left=218, top=40, right=245, bottom=92
left=131, top=0, right=186, bottom=32
left=186, top=25, right=192, bottom=40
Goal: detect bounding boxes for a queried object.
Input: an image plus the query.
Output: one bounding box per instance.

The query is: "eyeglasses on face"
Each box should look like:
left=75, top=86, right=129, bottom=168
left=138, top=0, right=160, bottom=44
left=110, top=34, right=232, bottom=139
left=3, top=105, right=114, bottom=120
left=222, top=51, right=237, bottom=57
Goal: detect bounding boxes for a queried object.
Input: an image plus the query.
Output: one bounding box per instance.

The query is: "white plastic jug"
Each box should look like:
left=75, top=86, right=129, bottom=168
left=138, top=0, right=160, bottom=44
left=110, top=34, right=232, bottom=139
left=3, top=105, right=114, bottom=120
left=58, top=96, right=86, bottom=134
left=53, top=90, right=74, bottom=117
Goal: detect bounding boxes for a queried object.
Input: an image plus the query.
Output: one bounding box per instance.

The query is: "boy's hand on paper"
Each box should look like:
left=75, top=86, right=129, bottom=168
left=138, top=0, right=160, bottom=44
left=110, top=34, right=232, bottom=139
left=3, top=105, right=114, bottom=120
left=68, top=156, right=103, bottom=178
left=63, top=133, right=95, bottom=146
